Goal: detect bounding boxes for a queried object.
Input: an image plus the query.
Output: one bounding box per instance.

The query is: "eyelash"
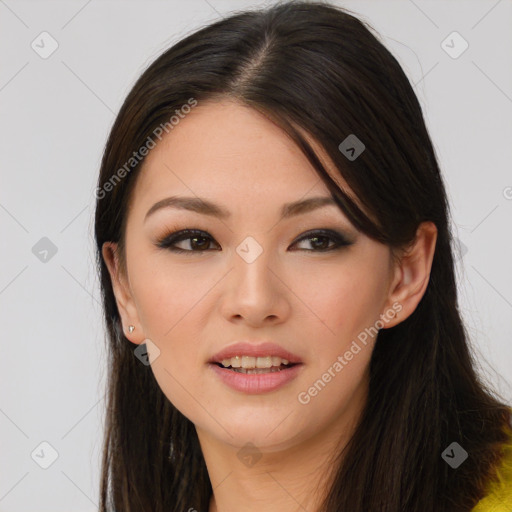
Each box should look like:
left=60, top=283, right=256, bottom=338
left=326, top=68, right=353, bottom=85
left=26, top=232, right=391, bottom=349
left=155, top=228, right=353, bottom=254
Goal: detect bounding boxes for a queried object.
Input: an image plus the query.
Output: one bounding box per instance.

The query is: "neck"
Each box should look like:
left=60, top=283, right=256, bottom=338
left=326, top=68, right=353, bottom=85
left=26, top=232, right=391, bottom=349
left=204, top=435, right=337, bottom=512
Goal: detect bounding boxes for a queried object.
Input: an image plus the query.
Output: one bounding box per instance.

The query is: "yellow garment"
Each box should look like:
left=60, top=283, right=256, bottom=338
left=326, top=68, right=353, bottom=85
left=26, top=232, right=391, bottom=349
left=471, top=424, right=512, bottom=512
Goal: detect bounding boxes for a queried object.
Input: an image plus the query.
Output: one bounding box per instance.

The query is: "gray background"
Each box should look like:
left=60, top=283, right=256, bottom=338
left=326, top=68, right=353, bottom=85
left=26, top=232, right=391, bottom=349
left=1, top=0, right=511, bottom=510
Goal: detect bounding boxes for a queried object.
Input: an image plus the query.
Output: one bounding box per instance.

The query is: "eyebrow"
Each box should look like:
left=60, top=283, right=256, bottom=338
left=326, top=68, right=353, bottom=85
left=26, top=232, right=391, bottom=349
left=144, top=195, right=338, bottom=222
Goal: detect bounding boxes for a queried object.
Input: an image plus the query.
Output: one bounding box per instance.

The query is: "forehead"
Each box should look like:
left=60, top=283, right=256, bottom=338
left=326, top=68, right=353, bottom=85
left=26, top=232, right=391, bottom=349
left=131, top=99, right=351, bottom=216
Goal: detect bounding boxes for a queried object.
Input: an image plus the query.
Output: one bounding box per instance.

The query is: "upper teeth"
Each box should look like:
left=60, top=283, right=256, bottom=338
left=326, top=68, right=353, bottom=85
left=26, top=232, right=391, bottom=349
left=220, top=356, right=290, bottom=368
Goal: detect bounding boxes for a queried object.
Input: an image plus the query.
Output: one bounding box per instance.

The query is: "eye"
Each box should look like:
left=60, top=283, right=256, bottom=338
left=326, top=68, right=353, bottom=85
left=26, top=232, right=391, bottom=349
left=290, top=229, right=353, bottom=252
left=156, top=228, right=354, bottom=254
left=156, top=229, right=220, bottom=253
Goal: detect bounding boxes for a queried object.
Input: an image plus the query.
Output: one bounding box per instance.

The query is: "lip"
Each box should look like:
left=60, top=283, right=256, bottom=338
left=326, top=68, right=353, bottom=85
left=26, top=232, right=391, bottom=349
left=209, top=341, right=303, bottom=364
left=208, top=362, right=304, bottom=394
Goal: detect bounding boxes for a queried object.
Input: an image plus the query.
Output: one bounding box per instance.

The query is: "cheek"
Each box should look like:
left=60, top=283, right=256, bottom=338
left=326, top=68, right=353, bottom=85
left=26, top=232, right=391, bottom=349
left=290, top=266, right=380, bottom=423
left=132, top=260, right=209, bottom=340
left=129, top=264, right=215, bottom=416
left=297, top=260, right=387, bottom=348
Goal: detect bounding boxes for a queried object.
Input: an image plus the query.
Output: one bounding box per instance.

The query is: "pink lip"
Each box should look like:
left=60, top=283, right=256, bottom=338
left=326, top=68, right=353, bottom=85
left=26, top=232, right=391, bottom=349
left=208, top=362, right=304, bottom=394
left=209, top=341, right=303, bottom=364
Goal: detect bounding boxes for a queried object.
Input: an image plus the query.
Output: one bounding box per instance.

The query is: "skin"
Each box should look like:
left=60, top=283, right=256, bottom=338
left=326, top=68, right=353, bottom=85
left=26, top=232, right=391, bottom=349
left=102, top=99, right=437, bottom=512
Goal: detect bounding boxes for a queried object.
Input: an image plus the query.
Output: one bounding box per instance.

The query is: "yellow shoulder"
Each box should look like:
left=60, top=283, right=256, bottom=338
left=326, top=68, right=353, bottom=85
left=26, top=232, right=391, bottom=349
left=471, top=422, right=512, bottom=512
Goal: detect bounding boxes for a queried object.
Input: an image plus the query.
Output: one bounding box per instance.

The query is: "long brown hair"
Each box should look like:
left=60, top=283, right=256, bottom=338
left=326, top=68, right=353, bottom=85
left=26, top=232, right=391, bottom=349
left=94, top=2, right=511, bottom=510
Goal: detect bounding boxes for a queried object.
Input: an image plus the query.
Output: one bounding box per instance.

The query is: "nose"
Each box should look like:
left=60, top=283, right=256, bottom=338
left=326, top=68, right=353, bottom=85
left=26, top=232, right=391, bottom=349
left=219, top=244, right=291, bottom=327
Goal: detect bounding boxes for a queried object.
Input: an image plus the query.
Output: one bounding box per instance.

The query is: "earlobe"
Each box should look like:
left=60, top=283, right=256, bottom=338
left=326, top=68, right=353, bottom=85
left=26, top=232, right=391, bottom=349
left=382, top=221, right=438, bottom=329
left=101, top=241, right=143, bottom=343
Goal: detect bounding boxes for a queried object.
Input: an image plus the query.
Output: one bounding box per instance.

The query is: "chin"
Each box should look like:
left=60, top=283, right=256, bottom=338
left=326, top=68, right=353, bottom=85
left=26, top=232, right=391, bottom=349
left=197, top=407, right=308, bottom=450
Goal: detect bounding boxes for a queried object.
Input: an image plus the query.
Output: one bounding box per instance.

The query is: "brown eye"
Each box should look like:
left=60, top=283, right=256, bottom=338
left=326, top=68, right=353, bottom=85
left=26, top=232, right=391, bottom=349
left=290, top=229, right=353, bottom=252
left=157, top=229, right=220, bottom=253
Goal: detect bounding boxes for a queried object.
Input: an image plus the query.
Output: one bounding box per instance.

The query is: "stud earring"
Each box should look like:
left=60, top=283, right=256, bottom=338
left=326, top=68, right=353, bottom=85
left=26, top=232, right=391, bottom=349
left=128, top=325, right=135, bottom=333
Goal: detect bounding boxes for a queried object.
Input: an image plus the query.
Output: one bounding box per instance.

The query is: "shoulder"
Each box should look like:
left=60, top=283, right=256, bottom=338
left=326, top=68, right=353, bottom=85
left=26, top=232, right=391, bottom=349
left=471, top=420, right=512, bottom=512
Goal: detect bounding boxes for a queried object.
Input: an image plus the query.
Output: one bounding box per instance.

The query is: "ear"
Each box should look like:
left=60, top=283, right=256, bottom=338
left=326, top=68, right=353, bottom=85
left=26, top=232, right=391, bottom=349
left=381, top=221, right=438, bottom=329
left=102, top=241, right=144, bottom=344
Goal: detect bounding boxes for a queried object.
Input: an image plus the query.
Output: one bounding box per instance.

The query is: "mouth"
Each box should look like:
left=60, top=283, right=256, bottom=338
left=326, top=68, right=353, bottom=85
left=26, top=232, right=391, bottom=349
left=207, top=342, right=304, bottom=393
left=208, top=357, right=304, bottom=394
left=211, top=356, right=302, bottom=374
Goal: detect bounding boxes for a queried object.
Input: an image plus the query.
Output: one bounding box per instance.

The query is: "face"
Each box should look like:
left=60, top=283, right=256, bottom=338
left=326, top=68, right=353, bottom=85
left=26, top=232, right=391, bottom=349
left=103, top=99, right=403, bottom=454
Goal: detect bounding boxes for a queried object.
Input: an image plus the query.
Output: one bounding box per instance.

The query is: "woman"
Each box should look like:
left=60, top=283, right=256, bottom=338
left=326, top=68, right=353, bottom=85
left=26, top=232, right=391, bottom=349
left=94, top=1, right=512, bottom=511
